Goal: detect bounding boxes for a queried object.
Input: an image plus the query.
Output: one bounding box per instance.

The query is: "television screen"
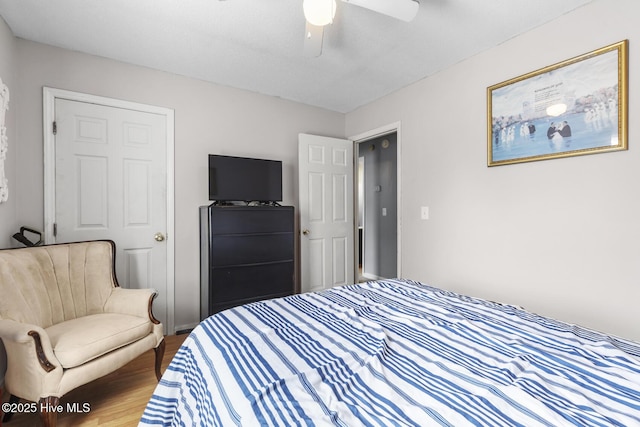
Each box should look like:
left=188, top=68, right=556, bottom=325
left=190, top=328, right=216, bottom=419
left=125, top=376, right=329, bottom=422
left=209, top=155, right=282, bottom=202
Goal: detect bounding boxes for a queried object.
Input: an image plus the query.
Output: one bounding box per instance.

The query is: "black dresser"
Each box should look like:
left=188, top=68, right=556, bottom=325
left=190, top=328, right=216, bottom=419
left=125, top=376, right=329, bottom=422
left=200, top=204, right=294, bottom=319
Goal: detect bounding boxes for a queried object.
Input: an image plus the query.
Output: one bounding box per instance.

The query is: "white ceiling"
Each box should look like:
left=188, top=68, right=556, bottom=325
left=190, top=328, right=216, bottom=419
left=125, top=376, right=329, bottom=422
left=0, top=0, right=593, bottom=113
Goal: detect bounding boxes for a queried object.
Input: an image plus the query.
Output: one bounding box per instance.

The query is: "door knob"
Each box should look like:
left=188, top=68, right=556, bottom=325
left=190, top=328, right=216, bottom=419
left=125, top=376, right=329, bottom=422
left=154, top=232, right=165, bottom=242
left=302, top=229, right=310, bottom=235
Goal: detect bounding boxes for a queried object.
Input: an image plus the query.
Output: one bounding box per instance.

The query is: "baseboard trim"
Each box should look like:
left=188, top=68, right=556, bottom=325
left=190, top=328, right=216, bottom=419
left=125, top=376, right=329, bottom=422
left=174, top=322, right=198, bottom=335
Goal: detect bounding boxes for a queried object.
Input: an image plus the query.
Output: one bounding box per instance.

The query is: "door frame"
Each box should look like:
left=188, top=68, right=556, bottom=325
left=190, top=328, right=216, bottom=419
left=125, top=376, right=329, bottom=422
left=42, top=87, right=176, bottom=334
left=349, top=122, right=402, bottom=281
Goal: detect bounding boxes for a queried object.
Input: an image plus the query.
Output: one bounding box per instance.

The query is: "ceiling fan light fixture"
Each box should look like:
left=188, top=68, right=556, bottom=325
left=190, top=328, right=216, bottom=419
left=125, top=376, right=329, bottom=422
left=303, top=0, right=337, bottom=26
left=342, top=0, right=419, bottom=22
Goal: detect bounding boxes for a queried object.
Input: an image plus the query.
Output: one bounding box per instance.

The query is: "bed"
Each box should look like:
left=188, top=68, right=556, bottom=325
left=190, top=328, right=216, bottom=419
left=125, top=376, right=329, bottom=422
left=139, top=279, right=640, bottom=426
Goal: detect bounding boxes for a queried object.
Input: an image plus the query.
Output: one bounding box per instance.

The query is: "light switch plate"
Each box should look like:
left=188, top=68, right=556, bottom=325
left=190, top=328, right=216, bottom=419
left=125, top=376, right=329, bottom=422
left=421, top=206, right=429, bottom=220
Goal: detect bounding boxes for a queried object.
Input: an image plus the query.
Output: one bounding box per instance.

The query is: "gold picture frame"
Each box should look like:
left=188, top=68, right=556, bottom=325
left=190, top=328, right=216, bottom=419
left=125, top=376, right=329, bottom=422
left=487, top=40, right=628, bottom=166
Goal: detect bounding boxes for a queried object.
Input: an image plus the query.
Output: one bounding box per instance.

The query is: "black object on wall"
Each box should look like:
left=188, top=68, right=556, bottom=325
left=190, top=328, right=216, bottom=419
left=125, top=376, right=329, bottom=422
left=200, top=204, right=294, bottom=319
left=12, top=226, right=43, bottom=247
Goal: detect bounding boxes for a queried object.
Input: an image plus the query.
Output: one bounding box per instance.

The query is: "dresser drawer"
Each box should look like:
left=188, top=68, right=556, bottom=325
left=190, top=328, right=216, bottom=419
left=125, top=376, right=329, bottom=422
left=210, top=261, right=294, bottom=304
left=210, top=206, right=293, bottom=235
left=210, top=233, right=293, bottom=266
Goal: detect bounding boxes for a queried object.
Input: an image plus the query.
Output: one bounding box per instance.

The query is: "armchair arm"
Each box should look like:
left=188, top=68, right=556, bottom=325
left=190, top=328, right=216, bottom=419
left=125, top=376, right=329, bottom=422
left=103, top=287, right=161, bottom=324
left=0, top=319, right=44, bottom=344
left=0, top=319, right=63, bottom=402
left=0, top=320, right=58, bottom=372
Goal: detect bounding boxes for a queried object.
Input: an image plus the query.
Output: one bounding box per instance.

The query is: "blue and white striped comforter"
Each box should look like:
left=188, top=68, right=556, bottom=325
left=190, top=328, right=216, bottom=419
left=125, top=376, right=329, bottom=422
left=140, top=279, right=640, bottom=426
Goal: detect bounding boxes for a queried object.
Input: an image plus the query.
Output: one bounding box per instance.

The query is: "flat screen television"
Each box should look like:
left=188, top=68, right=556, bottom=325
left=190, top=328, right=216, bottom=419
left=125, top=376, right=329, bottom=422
left=208, top=154, right=283, bottom=203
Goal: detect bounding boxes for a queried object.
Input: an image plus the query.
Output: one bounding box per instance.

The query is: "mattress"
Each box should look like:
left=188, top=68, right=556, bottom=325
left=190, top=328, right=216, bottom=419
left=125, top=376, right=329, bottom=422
left=140, top=279, right=640, bottom=426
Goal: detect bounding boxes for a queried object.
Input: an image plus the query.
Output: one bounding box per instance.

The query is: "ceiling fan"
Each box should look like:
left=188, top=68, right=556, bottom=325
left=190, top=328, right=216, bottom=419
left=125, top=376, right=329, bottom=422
left=303, top=0, right=420, bottom=57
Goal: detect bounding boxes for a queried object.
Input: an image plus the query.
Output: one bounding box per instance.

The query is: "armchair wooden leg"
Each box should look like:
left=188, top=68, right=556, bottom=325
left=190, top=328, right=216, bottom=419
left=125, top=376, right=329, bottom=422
left=2, top=394, right=19, bottom=422
left=39, top=396, right=59, bottom=427
left=154, top=339, right=166, bottom=381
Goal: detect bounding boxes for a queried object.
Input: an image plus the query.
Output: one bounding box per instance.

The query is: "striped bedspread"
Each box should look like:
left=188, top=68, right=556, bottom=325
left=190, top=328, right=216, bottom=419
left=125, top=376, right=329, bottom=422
left=140, top=279, right=640, bottom=426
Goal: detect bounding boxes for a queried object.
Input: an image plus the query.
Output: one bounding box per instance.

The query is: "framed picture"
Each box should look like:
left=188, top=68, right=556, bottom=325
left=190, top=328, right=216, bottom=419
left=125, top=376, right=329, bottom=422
left=487, top=40, right=628, bottom=166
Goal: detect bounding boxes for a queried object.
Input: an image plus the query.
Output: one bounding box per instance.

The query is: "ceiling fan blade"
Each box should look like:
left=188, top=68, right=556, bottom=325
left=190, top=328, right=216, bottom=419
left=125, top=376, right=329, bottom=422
left=303, top=21, right=324, bottom=58
left=342, top=0, right=419, bottom=22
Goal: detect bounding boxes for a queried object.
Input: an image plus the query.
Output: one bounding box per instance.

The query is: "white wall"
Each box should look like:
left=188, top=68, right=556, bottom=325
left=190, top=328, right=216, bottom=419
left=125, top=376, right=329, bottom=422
left=347, top=0, right=640, bottom=342
left=11, top=39, right=345, bottom=332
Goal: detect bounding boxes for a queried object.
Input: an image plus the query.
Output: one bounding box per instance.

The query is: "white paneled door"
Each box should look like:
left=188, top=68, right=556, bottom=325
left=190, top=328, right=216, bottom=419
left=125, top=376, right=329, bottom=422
left=298, top=133, right=354, bottom=293
left=52, top=97, right=169, bottom=331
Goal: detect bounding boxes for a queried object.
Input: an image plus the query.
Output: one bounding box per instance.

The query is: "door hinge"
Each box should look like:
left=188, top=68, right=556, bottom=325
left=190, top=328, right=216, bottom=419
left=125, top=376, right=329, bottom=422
left=53, top=223, right=57, bottom=237
left=52, top=121, right=57, bottom=135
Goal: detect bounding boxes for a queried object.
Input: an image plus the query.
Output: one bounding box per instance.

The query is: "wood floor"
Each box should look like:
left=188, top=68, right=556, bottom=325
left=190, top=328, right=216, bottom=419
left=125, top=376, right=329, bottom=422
left=1, top=333, right=188, bottom=427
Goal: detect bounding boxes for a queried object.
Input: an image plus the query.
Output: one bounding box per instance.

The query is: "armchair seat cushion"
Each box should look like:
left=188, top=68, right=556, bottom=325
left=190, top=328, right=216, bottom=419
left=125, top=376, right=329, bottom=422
left=45, top=313, right=153, bottom=369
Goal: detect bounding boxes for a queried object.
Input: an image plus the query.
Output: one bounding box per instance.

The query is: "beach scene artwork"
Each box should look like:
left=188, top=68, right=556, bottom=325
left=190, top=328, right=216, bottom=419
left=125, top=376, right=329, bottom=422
left=488, top=41, right=627, bottom=166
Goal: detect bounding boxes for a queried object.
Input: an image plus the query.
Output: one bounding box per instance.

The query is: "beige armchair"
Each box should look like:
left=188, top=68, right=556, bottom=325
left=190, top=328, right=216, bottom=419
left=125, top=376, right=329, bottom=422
left=0, top=240, right=165, bottom=427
